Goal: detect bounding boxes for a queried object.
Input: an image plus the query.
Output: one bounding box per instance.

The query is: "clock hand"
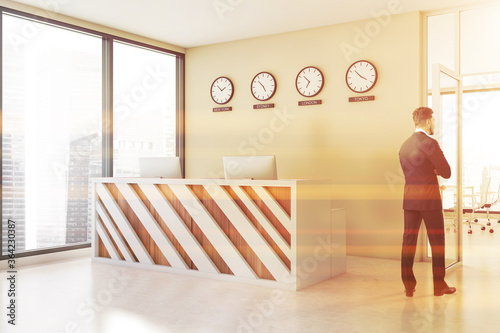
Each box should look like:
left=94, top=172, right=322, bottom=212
left=304, top=77, right=310, bottom=88
left=217, top=85, right=222, bottom=91
left=221, top=87, right=226, bottom=91
left=258, top=81, right=267, bottom=92
left=355, top=71, right=367, bottom=80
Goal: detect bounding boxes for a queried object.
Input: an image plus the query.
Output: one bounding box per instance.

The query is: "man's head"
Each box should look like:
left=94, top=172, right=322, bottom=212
left=412, top=107, right=435, bottom=135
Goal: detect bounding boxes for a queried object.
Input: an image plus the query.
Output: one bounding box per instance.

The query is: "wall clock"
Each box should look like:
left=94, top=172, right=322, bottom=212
left=251, top=72, right=276, bottom=101
left=211, top=76, right=234, bottom=104
left=296, top=66, right=324, bottom=97
left=345, top=60, right=378, bottom=93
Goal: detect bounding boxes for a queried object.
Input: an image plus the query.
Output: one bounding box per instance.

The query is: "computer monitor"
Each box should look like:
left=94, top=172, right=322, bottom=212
left=223, top=155, right=278, bottom=180
left=138, top=156, right=182, bottom=178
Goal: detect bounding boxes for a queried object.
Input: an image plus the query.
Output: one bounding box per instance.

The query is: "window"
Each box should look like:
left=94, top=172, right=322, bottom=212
left=2, top=14, right=102, bottom=254
left=1, top=9, right=184, bottom=257
left=113, top=41, right=178, bottom=177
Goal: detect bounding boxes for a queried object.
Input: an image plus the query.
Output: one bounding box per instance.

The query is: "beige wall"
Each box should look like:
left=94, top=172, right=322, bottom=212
left=185, top=12, right=422, bottom=260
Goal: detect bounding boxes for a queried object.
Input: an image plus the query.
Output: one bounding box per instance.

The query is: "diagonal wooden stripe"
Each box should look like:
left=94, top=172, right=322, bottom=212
left=95, top=218, right=121, bottom=260
left=169, top=184, right=257, bottom=279
left=96, top=183, right=154, bottom=265
left=95, top=200, right=135, bottom=262
left=138, top=184, right=219, bottom=274
left=115, top=183, right=188, bottom=270
left=252, top=186, right=292, bottom=231
left=230, top=185, right=291, bottom=259
left=205, top=184, right=290, bottom=282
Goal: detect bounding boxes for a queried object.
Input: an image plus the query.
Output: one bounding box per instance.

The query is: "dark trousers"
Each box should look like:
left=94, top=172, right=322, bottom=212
left=401, top=210, right=447, bottom=292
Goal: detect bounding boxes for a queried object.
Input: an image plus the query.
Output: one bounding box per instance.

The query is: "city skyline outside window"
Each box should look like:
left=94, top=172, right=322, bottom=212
left=2, top=14, right=103, bottom=254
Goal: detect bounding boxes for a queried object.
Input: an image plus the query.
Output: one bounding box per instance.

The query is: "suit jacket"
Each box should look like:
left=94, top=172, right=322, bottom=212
left=399, top=131, right=451, bottom=211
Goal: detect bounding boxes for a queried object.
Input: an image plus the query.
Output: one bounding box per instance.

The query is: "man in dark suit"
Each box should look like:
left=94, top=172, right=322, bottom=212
left=399, top=106, right=456, bottom=297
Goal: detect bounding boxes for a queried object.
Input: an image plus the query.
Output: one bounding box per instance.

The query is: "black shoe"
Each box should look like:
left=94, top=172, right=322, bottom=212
left=405, top=289, right=415, bottom=297
left=434, top=286, right=456, bottom=296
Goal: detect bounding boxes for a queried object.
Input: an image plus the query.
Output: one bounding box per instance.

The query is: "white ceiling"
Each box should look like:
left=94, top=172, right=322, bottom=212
left=7, top=0, right=498, bottom=48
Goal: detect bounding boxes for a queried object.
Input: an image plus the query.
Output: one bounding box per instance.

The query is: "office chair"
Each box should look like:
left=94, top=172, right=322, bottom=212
left=458, top=185, right=481, bottom=234
left=469, top=176, right=494, bottom=234
left=461, top=185, right=473, bottom=232
left=440, top=185, right=474, bottom=234
left=441, top=181, right=494, bottom=234
left=482, top=183, right=500, bottom=228
left=440, top=185, right=458, bottom=234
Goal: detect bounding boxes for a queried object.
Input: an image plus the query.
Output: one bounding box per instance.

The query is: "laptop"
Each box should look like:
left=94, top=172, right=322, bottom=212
left=138, top=156, right=182, bottom=178
left=223, top=155, right=277, bottom=180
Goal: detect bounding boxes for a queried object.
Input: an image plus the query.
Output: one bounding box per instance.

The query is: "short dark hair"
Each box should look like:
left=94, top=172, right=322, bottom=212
left=412, top=107, right=433, bottom=126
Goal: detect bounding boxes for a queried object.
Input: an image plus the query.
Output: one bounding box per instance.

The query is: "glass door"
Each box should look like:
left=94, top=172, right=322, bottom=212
left=430, top=63, right=463, bottom=269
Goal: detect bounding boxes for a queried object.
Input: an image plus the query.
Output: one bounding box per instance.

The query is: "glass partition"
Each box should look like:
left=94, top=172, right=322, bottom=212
left=431, top=64, right=463, bottom=268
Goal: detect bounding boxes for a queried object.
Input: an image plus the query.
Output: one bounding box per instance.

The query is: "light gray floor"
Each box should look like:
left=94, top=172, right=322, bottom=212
left=1, top=225, right=499, bottom=333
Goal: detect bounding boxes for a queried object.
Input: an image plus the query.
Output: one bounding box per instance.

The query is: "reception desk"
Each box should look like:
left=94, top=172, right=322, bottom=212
left=91, top=177, right=345, bottom=290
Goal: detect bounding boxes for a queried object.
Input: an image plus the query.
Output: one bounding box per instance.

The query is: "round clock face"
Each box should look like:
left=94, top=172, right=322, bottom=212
left=211, top=76, right=234, bottom=104
left=346, top=60, right=378, bottom=93
left=296, top=66, right=324, bottom=97
left=251, top=72, right=276, bottom=101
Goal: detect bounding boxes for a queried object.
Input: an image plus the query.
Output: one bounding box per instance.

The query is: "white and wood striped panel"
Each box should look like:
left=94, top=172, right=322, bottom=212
left=252, top=186, right=292, bottom=231
left=95, top=200, right=135, bottom=262
left=169, top=184, right=257, bottom=279
left=115, top=183, right=189, bottom=270
left=95, top=218, right=121, bottom=261
left=205, top=184, right=289, bottom=282
left=230, top=185, right=291, bottom=258
left=94, top=182, right=292, bottom=282
left=96, top=183, right=153, bottom=265
left=138, top=184, right=220, bottom=274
